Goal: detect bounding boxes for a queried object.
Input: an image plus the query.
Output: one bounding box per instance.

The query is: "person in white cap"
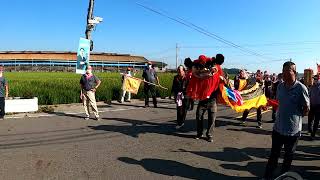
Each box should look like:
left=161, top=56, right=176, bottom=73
left=120, top=67, right=133, bottom=103
left=80, top=66, right=101, bottom=121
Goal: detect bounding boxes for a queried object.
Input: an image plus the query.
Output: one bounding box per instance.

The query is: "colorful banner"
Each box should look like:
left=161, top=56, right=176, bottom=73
left=217, top=78, right=268, bottom=113
left=122, top=76, right=142, bottom=94
left=76, top=38, right=90, bottom=74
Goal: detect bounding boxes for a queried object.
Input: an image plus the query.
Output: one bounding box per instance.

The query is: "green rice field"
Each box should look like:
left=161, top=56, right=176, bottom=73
left=5, top=72, right=175, bottom=105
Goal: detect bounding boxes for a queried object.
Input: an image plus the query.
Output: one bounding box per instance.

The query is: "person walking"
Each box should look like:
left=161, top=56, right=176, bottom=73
left=120, top=67, right=133, bottom=103
left=0, top=67, right=8, bottom=120
left=308, top=74, right=320, bottom=140
left=171, top=65, right=188, bottom=129
left=80, top=66, right=101, bottom=121
left=263, top=61, right=310, bottom=180
left=185, top=61, right=194, bottom=111
left=236, top=69, right=263, bottom=128
left=142, top=61, right=159, bottom=108
left=194, top=54, right=225, bottom=142
left=269, top=73, right=283, bottom=123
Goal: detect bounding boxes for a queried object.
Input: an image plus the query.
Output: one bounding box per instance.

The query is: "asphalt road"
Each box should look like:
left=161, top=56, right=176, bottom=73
left=0, top=99, right=319, bottom=180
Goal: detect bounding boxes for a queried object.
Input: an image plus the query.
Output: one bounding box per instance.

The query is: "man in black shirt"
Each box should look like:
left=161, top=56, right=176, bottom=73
left=80, top=66, right=101, bottom=120
left=142, top=62, right=159, bottom=108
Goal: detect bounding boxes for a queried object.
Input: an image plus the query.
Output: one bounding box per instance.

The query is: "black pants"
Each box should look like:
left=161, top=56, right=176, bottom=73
left=264, top=130, right=300, bottom=179
left=308, top=105, right=320, bottom=137
left=186, top=97, right=194, bottom=111
left=196, top=99, right=217, bottom=138
left=0, top=97, right=5, bottom=118
left=242, top=107, right=262, bottom=125
left=144, top=84, right=157, bottom=106
left=272, top=107, right=276, bottom=121
left=177, top=99, right=187, bottom=126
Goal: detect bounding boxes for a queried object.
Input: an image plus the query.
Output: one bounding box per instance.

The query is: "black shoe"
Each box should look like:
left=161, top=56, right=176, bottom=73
left=310, top=136, right=315, bottom=141
left=207, top=136, right=214, bottom=142
left=154, top=104, right=158, bottom=108
left=240, top=121, right=246, bottom=126
left=195, top=135, right=204, bottom=140
left=144, top=105, right=150, bottom=108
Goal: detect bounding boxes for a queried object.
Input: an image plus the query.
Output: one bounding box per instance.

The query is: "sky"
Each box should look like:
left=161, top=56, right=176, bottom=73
left=1, top=0, right=320, bottom=73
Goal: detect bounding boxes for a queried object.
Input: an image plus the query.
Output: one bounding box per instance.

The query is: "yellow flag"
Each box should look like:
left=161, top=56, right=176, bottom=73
left=122, top=76, right=141, bottom=94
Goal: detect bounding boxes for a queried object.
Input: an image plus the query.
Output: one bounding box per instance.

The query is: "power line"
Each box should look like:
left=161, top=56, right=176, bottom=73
left=180, top=41, right=320, bottom=49
left=142, top=48, right=175, bottom=56
left=136, top=2, right=275, bottom=60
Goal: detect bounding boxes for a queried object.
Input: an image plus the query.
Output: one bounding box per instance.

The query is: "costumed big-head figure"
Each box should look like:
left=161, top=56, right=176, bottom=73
left=185, top=54, right=224, bottom=100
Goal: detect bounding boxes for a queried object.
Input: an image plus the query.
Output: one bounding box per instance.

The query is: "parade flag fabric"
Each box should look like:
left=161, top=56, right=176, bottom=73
left=76, top=38, right=91, bottom=74
left=218, top=78, right=268, bottom=113
left=122, top=76, right=142, bottom=94
left=267, top=99, right=279, bottom=109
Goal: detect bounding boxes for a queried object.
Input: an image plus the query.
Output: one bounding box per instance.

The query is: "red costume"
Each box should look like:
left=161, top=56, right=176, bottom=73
left=186, top=55, right=224, bottom=100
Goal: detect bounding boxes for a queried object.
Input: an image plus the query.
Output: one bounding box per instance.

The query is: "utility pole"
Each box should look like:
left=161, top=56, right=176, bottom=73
left=85, top=0, right=95, bottom=41
left=175, top=43, right=179, bottom=69
left=85, top=0, right=103, bottom=51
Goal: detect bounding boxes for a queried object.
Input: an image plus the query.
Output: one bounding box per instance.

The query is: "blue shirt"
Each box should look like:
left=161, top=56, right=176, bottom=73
left=273, top=80, right=310, bottom=136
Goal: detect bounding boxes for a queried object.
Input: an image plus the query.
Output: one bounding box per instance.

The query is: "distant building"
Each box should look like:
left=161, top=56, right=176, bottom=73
left=0, top=51, right=149, bottom=71
left=149, top=60, right=168, bottom=72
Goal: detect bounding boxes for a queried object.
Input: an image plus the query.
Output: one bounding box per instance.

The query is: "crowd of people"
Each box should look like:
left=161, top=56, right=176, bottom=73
left=0, top=55, right=317, bottom=179
left=169, top=59, right=319, bottom=179
left=77, top=58, right=319, bottom=179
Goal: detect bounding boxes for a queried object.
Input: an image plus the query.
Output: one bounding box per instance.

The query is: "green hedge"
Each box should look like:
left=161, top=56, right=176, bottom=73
left=6, top=72, right=175, bottom=105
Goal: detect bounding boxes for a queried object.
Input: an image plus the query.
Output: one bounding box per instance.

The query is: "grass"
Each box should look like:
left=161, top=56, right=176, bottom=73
left=5, top=72, right=175, bottom=105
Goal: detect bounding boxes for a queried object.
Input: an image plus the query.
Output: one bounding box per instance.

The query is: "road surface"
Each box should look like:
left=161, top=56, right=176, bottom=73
left=0, top=99, right=319, bottom=180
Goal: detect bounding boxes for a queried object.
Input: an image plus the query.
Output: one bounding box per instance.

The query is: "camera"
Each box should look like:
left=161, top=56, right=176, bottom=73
left=88, top=16, right=103, bottom=25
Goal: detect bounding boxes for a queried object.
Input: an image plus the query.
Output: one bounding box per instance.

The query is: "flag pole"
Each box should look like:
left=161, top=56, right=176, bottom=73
left=121, top=73, right=168, bottom=90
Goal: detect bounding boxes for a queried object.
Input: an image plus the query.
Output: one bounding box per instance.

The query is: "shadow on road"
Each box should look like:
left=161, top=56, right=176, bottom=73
left=221, top=161, right=320, bottom=180
left=227, top=128, right=272, bottom=136
left=109, top=101, right=176, bottom=110
left=47, top=112, right=84, bottom=119
left=176, top=147, right=254, bottom=162
left=177, top=146, right=320, bottom=179
left=215, top=118, right=243, bottom=127
left=118, top=157, right=253, bottom=180
left=89, top=117, right=196, bottom=139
